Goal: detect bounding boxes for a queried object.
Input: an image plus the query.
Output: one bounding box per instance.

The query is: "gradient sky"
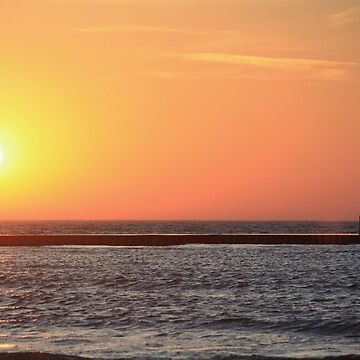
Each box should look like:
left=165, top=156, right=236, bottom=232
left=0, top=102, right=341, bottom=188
left=0, top=0, right=359, bottom=220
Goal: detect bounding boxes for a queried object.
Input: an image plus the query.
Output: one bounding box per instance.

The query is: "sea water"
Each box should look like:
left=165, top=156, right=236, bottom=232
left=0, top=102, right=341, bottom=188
left=0, top=239, right=359, bottom=359
left=0, top=220, right=357, bottom=235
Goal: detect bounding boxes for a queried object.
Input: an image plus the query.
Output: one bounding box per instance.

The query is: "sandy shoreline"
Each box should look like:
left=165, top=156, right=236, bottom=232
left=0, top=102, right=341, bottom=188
left=0, top=353, right=360, bottom=360
left=0, top=234, right=358, bottom=246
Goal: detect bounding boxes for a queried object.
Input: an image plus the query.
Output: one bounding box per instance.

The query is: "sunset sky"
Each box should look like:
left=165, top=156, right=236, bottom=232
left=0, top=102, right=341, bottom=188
left=0, top=0, right=359, bottom=220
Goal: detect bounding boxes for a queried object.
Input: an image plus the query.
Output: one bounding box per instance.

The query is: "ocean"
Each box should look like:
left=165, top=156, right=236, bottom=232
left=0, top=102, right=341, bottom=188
left=0, top=220, right=358, bottom=235
left=0, top=221, right=359, bottom=359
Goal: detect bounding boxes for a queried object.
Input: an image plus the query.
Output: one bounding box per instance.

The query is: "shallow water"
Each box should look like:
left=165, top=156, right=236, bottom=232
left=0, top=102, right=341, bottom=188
left=0, top=245, right=359, bottom=359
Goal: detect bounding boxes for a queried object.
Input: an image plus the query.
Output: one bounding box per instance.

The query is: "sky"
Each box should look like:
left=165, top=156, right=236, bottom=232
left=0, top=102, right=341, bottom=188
left=0, top=0, right=359, bottom=221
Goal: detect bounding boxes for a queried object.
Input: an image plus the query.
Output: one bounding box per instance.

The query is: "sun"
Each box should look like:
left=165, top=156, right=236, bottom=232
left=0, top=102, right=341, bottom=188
left=0, top=146, right=3, bottom=166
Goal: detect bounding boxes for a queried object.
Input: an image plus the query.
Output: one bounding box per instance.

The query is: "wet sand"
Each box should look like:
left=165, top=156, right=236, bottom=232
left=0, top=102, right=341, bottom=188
left=0, top=234, right=358, bottom=246
left=0, top=355, right=86, bottom=360
left=0, top=353, right=359, bottom=360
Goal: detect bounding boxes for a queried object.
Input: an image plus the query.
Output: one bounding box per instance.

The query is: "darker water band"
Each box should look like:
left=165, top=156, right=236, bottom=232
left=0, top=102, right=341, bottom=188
left=0, top=234, right=358, bottom=246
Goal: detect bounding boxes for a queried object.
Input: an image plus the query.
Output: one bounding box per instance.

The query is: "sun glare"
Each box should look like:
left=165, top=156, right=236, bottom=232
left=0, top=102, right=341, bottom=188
left=0, top=147, right=3, bottom=166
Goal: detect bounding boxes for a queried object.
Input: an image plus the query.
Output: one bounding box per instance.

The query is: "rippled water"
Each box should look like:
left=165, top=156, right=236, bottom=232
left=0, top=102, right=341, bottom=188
left=0, top=245, right=359, bottom=359
left=0, top=220, right=357, bottom=235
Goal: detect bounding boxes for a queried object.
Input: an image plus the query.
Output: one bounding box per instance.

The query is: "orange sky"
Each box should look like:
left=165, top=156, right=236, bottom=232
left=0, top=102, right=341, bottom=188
left=0, top=0, right=359, bottom=220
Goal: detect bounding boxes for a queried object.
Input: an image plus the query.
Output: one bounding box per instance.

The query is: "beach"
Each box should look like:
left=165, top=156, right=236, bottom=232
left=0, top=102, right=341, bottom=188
left=1, top=353, right=360, bottom=360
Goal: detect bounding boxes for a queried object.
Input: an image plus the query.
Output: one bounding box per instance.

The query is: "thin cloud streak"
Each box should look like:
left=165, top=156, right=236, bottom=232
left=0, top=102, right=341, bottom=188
left=327, top=7, right=358, bottom=29
left=46, top=0, right=189, bottom=3
left=177, top=53, right=359, bottom=69
left=170, top=53, right=359, bottom=81
left=71, top=25, right=199, bottom=34
left=70, top=25, right=240, bottom=37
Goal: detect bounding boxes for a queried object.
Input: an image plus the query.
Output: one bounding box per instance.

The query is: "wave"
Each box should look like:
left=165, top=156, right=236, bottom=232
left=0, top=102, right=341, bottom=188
left=201, top=316, right=360, bottom=338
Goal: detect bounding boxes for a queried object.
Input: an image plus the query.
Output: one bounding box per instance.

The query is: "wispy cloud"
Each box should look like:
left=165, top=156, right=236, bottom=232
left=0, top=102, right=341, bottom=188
left=47, top=0, right=188, bottom=3
left=70, top=25, right=241, bottom=39
left=71, top=25, right=200, bottom=34
left=327, top=7, right=358, bottom=29
left=169, top=53, right=359, bottom=81
left=177, top=53, right=358, bottom=70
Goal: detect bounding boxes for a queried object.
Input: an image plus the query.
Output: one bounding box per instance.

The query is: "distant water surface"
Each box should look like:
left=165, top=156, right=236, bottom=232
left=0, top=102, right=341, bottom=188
left=0, top=245, right=359, bottom=359
left=0, top=220, right=357, bottom=235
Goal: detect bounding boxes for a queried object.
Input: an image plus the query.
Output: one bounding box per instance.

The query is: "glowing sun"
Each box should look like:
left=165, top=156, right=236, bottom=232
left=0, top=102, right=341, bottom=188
left=0, top=147, right=3, bottom=166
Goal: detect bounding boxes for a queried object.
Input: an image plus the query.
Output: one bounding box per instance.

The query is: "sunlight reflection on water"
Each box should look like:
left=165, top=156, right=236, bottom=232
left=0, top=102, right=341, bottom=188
left=0, top=245, right=359, bottom=359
